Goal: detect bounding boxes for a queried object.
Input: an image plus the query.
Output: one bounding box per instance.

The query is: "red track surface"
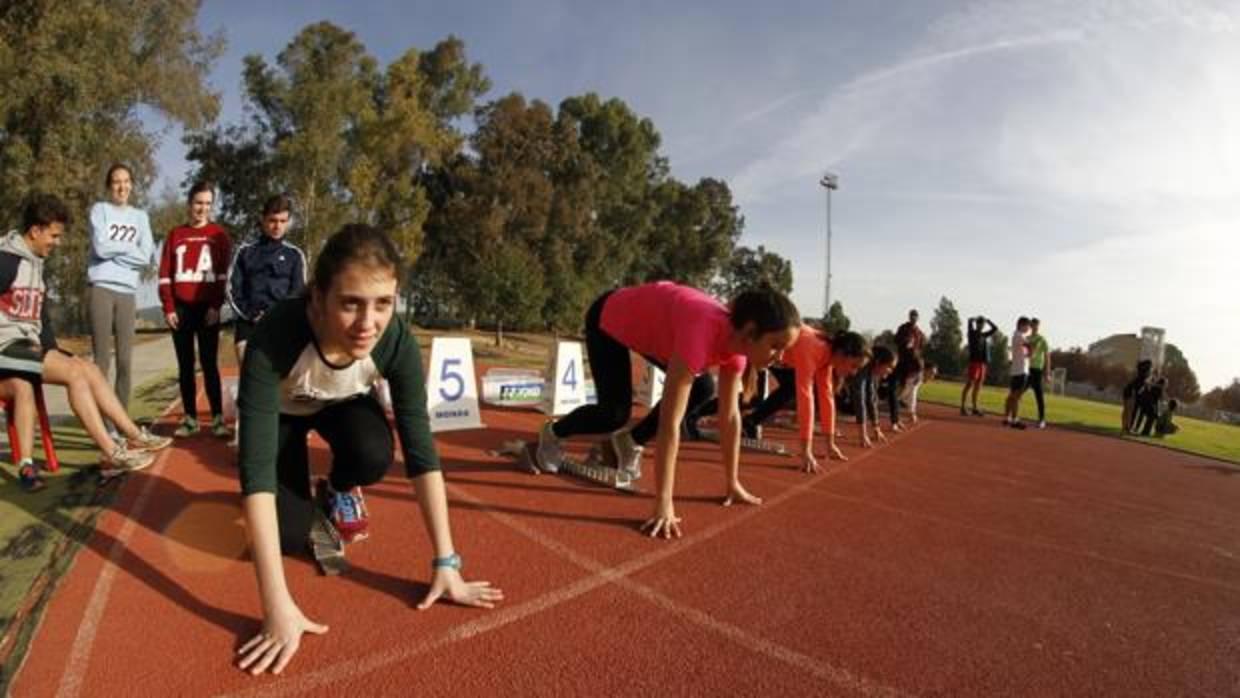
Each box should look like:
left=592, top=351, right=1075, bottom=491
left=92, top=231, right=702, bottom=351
left=11, top=395, right=1240, bottom=696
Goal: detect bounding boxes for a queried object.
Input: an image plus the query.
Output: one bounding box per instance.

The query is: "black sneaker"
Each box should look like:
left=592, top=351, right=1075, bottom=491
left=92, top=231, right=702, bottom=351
left=18, top=461, right=46, bottom=492
left=741, top=419, right=759, bottom=440
left=971, top=408, right=985, bottom=417
left=1008, top=421, right=1027, bottom=430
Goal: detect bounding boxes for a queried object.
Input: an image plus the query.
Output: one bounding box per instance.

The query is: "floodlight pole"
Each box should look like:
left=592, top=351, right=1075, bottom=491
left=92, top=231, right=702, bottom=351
left=819, top=172, right=839, bottom=317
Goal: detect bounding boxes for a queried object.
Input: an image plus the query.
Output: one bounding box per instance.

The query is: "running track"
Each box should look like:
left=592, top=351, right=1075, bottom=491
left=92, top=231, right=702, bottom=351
left=10, top=396, right=1240, bottom=696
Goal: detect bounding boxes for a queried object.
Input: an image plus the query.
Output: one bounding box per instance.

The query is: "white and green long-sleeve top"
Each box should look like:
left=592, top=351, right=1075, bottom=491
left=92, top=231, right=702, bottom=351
left=237, top=296, right=440, bottom=495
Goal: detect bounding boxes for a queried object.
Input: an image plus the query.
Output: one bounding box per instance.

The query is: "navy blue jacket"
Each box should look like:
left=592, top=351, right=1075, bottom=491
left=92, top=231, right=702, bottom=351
left=226, top=235, right=307, bottom=322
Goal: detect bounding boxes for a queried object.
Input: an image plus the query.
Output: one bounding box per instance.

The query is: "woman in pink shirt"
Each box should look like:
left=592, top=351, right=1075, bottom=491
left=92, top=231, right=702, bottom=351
left=535, top=282, right=800, bottom=539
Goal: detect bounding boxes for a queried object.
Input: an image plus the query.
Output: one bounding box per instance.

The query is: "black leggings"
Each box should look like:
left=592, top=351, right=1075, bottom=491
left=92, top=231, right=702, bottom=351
left=1028, top=368, right=1045, bottom=421
left=551, top=292, right=716, bottom=446
left=742, top=365, right=797, bottom=425
left=172, top=303, right=222, bottom=419
left=275, top=395, right=394, bottom=554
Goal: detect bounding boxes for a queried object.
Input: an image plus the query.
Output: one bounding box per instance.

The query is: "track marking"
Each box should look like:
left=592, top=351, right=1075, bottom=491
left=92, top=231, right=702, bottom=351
left=55, top=394, right=188, bottom=698
left=216, top=426, right=925, bottom=697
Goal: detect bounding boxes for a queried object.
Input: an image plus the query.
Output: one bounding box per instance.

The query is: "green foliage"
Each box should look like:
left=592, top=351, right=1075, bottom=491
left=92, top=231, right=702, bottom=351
left=415, top=87, right=751, bottom=330
left=0, top=0, right=221, bottom=329
left=637, top=178, right=743, bottom=287
left=925, top=296, right=965, bottom=376
left=713, top=245, right=793, bottom=300
left=823, top=301, right=851, bottom=334
left=1203, top=379, right=1240, bottom=412
left=986, top=330, right=1010, bottom=386
left=185, top=25, right=488, bottom=265
left=1161, top=343, right=1201, bottom=403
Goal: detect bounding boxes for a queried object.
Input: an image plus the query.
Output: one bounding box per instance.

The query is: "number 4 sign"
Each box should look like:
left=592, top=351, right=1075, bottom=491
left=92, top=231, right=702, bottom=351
left=426, top=337, right=484, bottom=432
left=540, top=341, right=587, bottom=416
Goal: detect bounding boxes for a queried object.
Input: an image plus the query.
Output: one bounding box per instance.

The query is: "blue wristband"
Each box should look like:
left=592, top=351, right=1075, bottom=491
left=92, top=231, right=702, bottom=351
left=432, top=553, right=462, bottom=570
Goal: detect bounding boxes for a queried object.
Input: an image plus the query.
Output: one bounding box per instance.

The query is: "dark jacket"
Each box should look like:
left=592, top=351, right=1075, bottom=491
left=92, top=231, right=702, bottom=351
left=226, top=235, right=307, bottom=322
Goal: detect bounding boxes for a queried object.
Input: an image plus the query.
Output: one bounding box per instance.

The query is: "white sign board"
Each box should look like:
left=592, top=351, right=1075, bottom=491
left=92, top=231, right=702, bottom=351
left=426, top=337, right=484, bottom=432
left=540, top=341, right=588, bottom=416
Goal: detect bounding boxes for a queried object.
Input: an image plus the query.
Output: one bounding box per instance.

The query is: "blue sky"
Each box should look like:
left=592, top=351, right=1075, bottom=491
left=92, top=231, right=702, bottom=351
left=147, top=0, right=1240, bottom=391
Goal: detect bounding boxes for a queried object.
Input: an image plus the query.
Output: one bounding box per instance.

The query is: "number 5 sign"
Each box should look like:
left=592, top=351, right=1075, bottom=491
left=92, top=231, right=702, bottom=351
left=426, top=337, right=484, bottom=432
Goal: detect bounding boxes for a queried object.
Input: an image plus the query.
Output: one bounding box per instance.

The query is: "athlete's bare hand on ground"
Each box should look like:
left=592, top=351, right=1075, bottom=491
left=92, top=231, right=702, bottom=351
left=723, top=482, right=762, bottom=507
left=237, top=603, right=328, bottom=676
left=417, top=567, right=504, bottom=610
left=802, top=452, right=822, bottom=473
left=827, top=443, right=848, bottom=462
left=861, top=434, right=874, bottom=449
left=642, top=500, right=683, bottom=539
left=874, top=429, right=888, bottom=444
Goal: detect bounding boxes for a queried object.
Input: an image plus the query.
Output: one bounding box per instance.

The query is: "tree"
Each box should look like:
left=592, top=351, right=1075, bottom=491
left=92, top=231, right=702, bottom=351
left=712, top=245, right=793, bottom=300
left=822, top=301, right=851, bottom=334
left=986, top=330, right=1010, bottom=386
left=183, top=123, right=285, bottom=236
left=925, top=296, right=965, bottom=377
left=559, top=93, right=666, bottom=286
left=1161, top=343, right=1201, bottom=403
left=421, top=93, right=597, bottom=331
left=1203, top=379, right=1240, bottom=413
left=638, top=178, right=743, bottom=287
left=0, top=0, right=221, bottom=329
left=186, top=26, right=487, bottom=266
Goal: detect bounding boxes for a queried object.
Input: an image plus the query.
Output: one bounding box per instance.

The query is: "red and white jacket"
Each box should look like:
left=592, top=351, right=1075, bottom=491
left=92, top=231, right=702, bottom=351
left=158, top=223, right=232, bottom=313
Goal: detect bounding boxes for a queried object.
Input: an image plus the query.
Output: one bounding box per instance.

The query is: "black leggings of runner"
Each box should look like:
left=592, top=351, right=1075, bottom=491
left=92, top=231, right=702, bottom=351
left=630, top=372, right=716, bottom=445
left=1028, top=368, right=1045, bottom=421
left=744, top=365, right=797, bottom=425
left=551, top=291, right=717, bottom=445
left=172, top=303, right=223, bottom=420
left=275, top=395, right=394, bottom=554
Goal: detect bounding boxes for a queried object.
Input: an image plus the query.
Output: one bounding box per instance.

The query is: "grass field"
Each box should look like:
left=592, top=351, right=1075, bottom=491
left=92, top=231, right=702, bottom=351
left=0, top=369, right=179, bottom=684
left=919, top=379, right=1240, bottom=465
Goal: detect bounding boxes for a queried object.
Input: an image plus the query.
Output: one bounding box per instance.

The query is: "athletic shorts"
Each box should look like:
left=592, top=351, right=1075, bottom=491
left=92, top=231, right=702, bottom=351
left=967, top=361, right=987, bottom=382
left=1009, top=374, right=1028, bottom=392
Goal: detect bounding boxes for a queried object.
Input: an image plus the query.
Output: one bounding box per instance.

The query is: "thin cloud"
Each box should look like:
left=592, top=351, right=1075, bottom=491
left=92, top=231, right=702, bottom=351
left=735, top=89, right=810, bottom=125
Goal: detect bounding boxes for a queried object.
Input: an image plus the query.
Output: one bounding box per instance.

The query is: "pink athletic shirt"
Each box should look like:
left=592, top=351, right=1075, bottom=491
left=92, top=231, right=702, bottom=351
left=599, top=282, right=747, bottom=375
left=783, top=324, right=836, bottom=443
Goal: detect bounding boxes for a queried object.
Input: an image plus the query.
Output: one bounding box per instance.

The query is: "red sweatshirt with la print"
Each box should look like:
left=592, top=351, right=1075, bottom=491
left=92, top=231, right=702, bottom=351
left=158, top=223, right=232, bottom=313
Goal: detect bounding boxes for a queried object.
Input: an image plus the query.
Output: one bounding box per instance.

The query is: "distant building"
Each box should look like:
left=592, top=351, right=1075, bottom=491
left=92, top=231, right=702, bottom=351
left=1088, top=333, right=1140, bottom=368
left=1087, top=326, right=1166, bottom=370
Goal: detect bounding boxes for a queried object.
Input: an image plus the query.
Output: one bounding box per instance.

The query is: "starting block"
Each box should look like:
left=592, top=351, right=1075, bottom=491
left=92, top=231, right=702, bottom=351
left=492, top=440, right=637, bottom=492
left=695, top=427, right=790, bottom=456
left=308, top=506, right=348, bottom=576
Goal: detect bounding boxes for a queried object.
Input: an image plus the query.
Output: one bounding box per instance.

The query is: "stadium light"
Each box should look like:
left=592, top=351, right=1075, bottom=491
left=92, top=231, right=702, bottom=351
left=819, top=172, right=839, bottom=317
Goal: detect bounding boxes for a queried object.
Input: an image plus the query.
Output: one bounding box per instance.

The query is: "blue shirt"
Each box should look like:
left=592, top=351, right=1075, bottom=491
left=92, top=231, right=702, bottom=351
left=87, top=202, right=155, bottom=293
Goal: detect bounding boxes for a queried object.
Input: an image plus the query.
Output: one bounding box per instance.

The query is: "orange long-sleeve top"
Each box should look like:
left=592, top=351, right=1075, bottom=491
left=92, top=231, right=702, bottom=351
left=782, top=324, right=835, bottom=444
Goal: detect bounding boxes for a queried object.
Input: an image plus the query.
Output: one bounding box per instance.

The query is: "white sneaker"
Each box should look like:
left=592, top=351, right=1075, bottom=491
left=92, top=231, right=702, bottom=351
left=1037, top=421, right=1047, bottom=430
left=102, top=444, right=155, bottom=472
left=129, top=426, right=173, bottom=452
left=610, top=429, right=643, bottom=480
left=535, top=421, right=563, bottom=473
